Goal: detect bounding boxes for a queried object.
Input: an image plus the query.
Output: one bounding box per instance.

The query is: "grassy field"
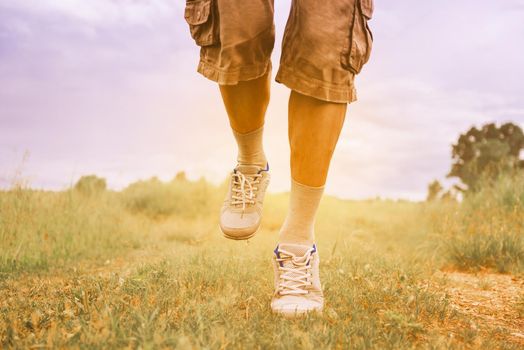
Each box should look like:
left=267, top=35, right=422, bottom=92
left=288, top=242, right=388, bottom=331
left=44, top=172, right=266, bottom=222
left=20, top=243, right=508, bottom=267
left=0, top=174, right=523, bottom=349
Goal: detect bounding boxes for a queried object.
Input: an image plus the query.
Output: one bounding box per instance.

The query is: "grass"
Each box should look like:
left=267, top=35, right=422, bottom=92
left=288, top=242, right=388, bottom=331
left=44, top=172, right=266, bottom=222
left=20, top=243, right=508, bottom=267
left=0, top=189, right=144, bottom=275
left=428, top=173, right=524, bottom=273
left=0, top=173, right=523, bottom=348
left=0, top=239, right=473, bottom=349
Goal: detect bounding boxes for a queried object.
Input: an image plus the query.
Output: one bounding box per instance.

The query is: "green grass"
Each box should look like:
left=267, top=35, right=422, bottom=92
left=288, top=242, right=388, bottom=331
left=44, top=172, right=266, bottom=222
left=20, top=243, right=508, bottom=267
left=0, top=238, right=473, bottom=349
left=0, top=174, right=523, bottom=348
left=429, top=173, right=524, bottom=273
left=0, top=189, right=145, bottom=275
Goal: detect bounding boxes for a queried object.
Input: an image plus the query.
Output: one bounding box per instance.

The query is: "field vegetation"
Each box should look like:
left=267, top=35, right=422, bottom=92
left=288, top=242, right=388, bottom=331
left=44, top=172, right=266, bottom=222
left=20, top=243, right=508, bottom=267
left=1, top=169, right=523, bottom=348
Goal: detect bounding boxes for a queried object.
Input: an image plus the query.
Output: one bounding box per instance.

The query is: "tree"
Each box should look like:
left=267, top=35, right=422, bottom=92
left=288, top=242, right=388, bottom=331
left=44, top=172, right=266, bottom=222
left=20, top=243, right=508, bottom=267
left=174, top=171, right=188, bottom=182
left=74, top=175, right=107, bottom=196
left=440, top=189, right=458, bottom=202
left=426, top=180, right=443, bottom=201
left=448, top=122, right=524, bottom=191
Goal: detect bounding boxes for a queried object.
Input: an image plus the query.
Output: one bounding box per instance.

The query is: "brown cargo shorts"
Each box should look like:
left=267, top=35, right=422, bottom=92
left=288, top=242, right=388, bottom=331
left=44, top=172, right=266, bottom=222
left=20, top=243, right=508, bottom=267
left=184, top=0, right=374, bottom=103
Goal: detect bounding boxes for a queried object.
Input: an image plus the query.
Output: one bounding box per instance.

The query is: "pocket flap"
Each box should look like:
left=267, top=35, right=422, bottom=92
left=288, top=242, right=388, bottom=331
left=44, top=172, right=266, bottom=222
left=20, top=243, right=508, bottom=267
left=184, top=0, right=211, bottom=26
left=360, top=0, right=374, bottom=19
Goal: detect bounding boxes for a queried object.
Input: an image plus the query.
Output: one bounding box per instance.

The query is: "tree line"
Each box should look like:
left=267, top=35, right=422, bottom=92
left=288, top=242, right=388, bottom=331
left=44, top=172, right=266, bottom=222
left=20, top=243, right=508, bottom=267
left=428, top=122, right=524, bottom=201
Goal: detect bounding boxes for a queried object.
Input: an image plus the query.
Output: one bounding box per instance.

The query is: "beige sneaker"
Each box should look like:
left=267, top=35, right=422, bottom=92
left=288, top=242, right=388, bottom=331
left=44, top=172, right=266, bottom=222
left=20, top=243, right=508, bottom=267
left=219, top=164, right=270, bottom=240
left=271, top=243, right=324, bottom=317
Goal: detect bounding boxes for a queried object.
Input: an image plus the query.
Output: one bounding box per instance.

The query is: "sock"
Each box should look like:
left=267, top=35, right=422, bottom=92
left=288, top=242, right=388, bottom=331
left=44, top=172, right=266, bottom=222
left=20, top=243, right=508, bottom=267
left=279, top=179, right=324, bottom=245
left=232, top=126, right=267, bottom=168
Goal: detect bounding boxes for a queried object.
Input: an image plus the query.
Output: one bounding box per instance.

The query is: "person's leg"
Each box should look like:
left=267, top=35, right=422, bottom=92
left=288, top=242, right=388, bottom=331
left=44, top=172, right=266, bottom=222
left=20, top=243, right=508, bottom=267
left=289, top=91, right=346, bottom=187
left=218, top=72, right=272, bottom=239
left=219, top=71, right=270, bottom=167
left=184, top=0, right=275, bottom=239
left=278, top=91, right=346, bottom=245
left=271, top=0, right=373, bottom=316
left=271, top=92, right=346, bottom=316
left=218, top=71, right=271, bottom=240
left=184, top=0, right=274, bottom=167
left=219, top=71, right=270, bottom=134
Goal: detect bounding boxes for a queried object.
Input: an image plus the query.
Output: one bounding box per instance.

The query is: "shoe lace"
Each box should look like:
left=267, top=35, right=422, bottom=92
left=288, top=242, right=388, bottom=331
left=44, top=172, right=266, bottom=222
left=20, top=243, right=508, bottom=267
left=276, top=248, right=314, bottom=295
left=231, top=170, right=262, bottom=211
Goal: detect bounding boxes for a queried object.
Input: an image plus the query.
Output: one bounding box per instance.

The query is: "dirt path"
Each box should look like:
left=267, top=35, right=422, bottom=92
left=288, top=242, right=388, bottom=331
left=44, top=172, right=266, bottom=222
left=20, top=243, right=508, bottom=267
left=434, top=271, right=524, bottom=345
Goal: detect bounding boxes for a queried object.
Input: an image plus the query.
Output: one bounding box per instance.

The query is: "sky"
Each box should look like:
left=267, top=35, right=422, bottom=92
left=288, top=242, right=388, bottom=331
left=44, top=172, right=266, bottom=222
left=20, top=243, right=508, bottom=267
left=1, top=0, right=523, bottom=200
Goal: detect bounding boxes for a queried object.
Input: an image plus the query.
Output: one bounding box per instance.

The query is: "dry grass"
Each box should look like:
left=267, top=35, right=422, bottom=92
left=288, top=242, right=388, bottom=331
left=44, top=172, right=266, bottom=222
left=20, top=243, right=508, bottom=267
left=0, top=174, right=523, bottom=349
left=428, top=173, right=524, bottom=273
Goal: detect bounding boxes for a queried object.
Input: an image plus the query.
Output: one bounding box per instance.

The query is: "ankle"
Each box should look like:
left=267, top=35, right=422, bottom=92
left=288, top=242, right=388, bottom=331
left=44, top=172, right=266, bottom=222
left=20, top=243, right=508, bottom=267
left=232, top=126, right=267, bottom=168
left=278, top=227, right=314, bottom=245
left=278, top=179, right=323, bottom=246
left=278, top=237, right=314, bottom=246
left=237, top=153, right=267, bottom=168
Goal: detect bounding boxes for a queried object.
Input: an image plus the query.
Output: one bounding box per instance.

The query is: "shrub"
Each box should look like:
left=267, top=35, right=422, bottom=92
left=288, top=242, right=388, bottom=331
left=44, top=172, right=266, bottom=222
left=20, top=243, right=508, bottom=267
left=74, top=175, right=107, bottom=196
left=0, top=189, right=143, bottom=274
left=433, top=172, right=524, bottom=272
left=121, top=176, right=224, bottom=219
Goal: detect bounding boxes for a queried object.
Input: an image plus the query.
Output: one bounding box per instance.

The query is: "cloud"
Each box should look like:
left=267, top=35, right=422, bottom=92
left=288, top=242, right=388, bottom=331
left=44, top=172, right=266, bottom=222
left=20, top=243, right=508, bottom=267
left=0, top=0, right=523, bottom=200
left=0, top=0, right=181, bottom=25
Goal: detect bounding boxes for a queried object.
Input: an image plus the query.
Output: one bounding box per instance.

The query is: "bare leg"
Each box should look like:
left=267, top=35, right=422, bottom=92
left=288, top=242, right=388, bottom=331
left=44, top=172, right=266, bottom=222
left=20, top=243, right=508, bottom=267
left=289, top=91, right=346, bottom=187
left=219, top=71, right=270, bottom=133
left=218, top=72, right=271, bottom=239
left=279, top=91, right=346, bottom=245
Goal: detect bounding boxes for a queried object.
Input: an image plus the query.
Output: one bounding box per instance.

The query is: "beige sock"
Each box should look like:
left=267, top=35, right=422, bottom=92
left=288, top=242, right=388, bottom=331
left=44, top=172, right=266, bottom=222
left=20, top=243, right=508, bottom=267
left=232, top=126, right=267, bottom=168
left=279, top=179, right=324, bottom=245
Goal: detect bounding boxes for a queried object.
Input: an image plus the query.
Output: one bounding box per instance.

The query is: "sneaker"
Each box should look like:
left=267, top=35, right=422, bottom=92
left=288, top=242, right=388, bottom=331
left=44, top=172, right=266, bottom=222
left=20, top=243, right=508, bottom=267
left=271, top=243, right=323, bottom=317
left=219, top=163, right=270, bottom=240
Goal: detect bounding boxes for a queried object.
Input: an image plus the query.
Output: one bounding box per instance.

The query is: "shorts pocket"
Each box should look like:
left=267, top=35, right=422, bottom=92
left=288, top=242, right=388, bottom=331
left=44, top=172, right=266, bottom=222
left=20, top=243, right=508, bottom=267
left=360, top=0, right=374, bottom=20
left=184, top=0, right=219, bottom=47
left=341, top=0, right=373, bottom=75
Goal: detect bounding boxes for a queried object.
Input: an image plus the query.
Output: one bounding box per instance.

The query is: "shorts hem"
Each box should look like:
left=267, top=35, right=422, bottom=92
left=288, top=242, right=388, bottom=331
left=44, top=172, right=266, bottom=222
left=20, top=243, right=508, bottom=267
left=197, top=59, right=271, bottom=85
left=275, top=67, right=357, bottom=104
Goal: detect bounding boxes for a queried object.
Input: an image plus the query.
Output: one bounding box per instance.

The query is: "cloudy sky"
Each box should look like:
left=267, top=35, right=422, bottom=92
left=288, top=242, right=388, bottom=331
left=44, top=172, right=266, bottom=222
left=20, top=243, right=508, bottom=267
left=1, top=0, right=523, bottom=199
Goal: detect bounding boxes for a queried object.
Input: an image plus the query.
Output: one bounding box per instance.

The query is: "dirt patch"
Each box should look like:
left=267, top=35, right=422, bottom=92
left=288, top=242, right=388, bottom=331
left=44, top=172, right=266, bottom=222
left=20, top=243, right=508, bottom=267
left=434, top=270, right=524, bottom=345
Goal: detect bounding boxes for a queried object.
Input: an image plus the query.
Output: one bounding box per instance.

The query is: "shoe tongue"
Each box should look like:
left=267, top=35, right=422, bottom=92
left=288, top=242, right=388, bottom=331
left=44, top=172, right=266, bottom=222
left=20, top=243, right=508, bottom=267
left=279, top=243, right=312, bottom=257
left=235, top=164, right=261, bottom=175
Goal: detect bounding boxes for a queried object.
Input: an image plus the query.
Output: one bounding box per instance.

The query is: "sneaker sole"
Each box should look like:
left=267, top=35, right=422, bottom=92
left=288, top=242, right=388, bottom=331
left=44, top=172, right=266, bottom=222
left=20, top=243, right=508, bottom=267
left=220, top=225, right=260, bottom=241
